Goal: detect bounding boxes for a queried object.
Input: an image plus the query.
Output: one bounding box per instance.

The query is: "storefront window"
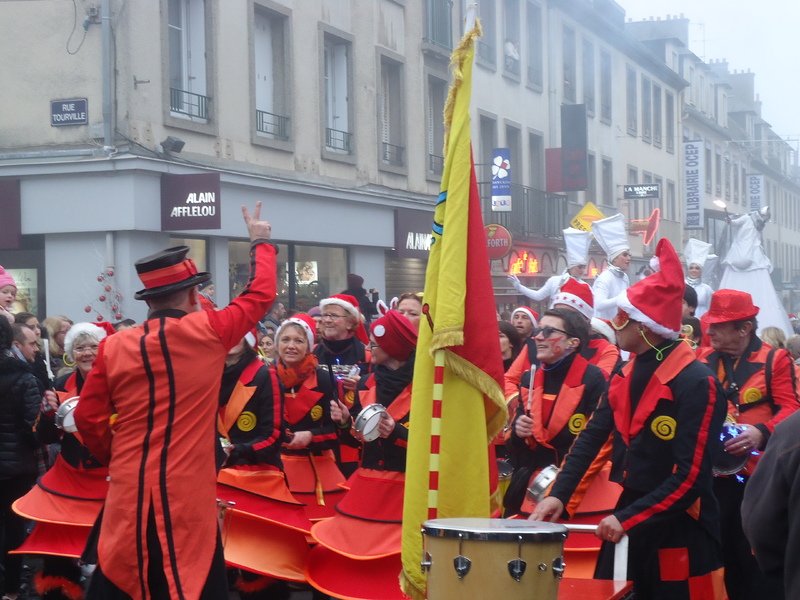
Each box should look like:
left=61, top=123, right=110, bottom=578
left=169, top=237, right=208, bottom=272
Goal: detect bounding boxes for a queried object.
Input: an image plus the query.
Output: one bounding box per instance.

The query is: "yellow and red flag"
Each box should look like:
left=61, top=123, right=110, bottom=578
left=400, top=19, right=507, bottom=600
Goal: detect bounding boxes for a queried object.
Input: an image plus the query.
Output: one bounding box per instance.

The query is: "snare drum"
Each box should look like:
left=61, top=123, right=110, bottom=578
left=353, top=404, right=387, bottom=442
left=55, top=397, right=80, bottom=433
left=422, top=518, right=568, bottom=600
left=713, top=422, right=750, bottom=476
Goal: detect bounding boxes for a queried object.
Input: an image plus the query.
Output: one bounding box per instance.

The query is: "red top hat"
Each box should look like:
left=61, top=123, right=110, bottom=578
left=703, top=290, right=759, bottom=324
left=134, top=246, right=211, bottom=300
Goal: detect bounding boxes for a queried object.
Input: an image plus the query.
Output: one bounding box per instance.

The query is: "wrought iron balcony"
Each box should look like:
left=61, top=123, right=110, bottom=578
left=256, top=110, right=290, bottom=140
left=429, top=154, right=444, bottom=175
left=170, top=88, right=210, bottom=120
left=325, top=127, right=352, bottom=153
left=477, top=182, right=568, bottom=238
left=381, top=142, right=405, bottom=167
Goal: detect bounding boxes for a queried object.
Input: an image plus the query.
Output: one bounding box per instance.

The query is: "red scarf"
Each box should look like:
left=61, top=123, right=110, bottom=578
left=277, top=354, right=319, bottom=390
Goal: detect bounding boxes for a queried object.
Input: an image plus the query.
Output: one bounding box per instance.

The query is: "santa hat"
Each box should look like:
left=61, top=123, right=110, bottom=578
left=551, top=278, right=594, bottom=321
left=0, top=266, right=16, bottom=291
left=244, top=328, right=259, bottom=348
left=590, top=317, right=616, bottom=345
left=511, top=306, right=539, bottom=327
left=275, top=313, right=317, bottom=349
left=319, top=294, right=369, bottom=344
left=684, top=238, right=712, bottom=269
left=563, top=228, right=593, bottom=268
left=616, top=238, right=684, bottom=339
left=64, top=322, right=109, bottom=357
left=370, top=311, right=418, bottom=361
left=591, top=213, right=629, bottom=262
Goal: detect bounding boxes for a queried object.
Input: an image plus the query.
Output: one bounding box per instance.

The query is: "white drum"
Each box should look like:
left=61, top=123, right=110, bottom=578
left=353, top=403, right=387, bottom=442
left=55, top=396, right=80, bottom=433
left=422, top=518, right=568, bottom=600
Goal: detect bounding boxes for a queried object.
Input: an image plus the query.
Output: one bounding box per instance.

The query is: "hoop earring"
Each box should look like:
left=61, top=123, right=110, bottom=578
left=63, top=353, right=76, bottom=368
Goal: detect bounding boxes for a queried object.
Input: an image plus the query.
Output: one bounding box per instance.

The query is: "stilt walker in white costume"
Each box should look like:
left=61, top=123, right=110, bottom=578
left=719, top=207, right=793, bottom=337
left=591, top=214, right=631, bottom=320
left=508, top=227, right=593, bottom=305
left=684, top=238, right=715, bottom=318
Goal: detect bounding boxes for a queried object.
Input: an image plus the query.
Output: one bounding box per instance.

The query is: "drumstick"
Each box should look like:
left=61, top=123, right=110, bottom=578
left=526, top=364, right=536, bottom=416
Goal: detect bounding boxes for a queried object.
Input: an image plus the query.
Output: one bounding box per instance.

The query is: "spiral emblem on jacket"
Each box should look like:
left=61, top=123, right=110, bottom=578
left=651, top=415, right=676, bottom=440
left=237, top=411, right=257, bottom=432
left=568, top=414, right=586, bottom=434
left=310, top=405, right=323, bottom=421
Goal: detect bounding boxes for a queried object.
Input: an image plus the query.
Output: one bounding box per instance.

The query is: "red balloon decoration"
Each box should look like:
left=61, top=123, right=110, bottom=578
left=84, top=306, right=91, bottom=313
left=96, top=315, right=104, bottom=322
left=99, top=295, right=106, bottom=302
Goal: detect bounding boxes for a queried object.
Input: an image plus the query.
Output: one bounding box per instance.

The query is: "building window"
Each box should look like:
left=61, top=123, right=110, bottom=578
left=425, top=0, right=452, bottom=51
left=582, top=38, right=595, bottom=115
left=705, top=141, right=712, bottom=193
left=503, top=0, right=521, bottom=77
left=715, top=145, right=722, bottom=196
left=323, top=34, right=351, bottom=153
left=602, top=158, right=613, bottom=208
left=587, top=154, right=597, bottom=205
left=562, top=26, right=576, bottom=102
left=667, top=180, right=676, bottom=221
left=652, top=84, right=662, bottom=148
left=724, top=153, right=731, bottom=200
left=528, top=132, right=544, bottom=189
left=626, top=65, right=637, bottom=136
left=599, top=50, right=611, bottom=123
left=526, top=2, right=543, bottom=88
left=479, top=115, right=498, bottom=183
left=641, top=75, right=651, bottom=143
left=379, top=57, right=405, bottom=168
left=168, top=0, right=210, bottom=121
left=733, top=159, right=740, bottom=203
left=627, top=166, right=638, bottom=219
left=477, top=0, right=496, bottom=66
left=427, top=76, right=447, bottom=176
left=665, top=91, right=675, bottom=153
left=254, top=8, right=289, bottom=140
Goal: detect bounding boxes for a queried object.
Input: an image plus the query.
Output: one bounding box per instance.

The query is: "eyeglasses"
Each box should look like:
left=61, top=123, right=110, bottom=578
left=74, top=345, right=99, bottom=355
left=321, top=313, right=348, bottom=321
left=531, top=326, right=571, bottom=340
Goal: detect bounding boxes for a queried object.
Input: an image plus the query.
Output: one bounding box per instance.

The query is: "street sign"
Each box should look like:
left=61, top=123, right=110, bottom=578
left=51, top=98, right=88, bottom=126
left=570, top=202, right=606, bottom=232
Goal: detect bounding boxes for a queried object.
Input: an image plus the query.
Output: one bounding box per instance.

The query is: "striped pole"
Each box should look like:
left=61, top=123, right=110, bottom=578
left=428, top=349, right=446, bottom=519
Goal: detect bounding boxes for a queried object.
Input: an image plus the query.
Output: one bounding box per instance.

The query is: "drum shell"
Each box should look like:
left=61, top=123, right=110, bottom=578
left=423, top=518, right=567, bottom=600
left=55, top=397, right=80, bottom=433
left=353, top=404, right=387, bottom=443
left=713, top=422, right=750, bottom=476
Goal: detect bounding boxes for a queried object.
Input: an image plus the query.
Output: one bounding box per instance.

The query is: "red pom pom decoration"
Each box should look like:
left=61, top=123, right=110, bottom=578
left=99, top=295, right=106, bottom=302
left=104, top=285, right=112, bottom=292
left=107, top=270, right=114, bottom=276
left=96, top=315, right=104, bottom=322
left=115, top=313, right=122, bottom=319
left=84, top=306, right=91, bottom=313
left=97, top=276, right=104, bottom=282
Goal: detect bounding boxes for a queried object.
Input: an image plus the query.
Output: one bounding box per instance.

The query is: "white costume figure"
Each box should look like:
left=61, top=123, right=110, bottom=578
left=591, top=214, right=631, bottom=320
left=720, top=208, right=793, bottom=337
left=684, top=238, right=715, bottom=318
left=508, top=228, right=592, bottom=305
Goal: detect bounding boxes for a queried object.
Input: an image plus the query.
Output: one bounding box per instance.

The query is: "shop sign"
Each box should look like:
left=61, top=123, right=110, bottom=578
left=51, top=98, right=88, bottom=126
left=394, top=208, right=434, bottom=259
left=485, top=224, right=512, bottom=259
left=747, top=174, right=765, bottom=212
left=570, top=202, right=606, bottom=232
left=623, top=184, right=660, bottom=199
left=508, top=249, right=539, bottom=276
left=161, top=173, right=221, bottom=231
left=491, top=148, right=512, bottom=212
left=682, top=140, right=704, bottom=230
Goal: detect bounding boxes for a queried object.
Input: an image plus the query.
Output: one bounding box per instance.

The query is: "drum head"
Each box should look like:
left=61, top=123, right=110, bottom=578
left=713, top=423, right=750, bottom=476
left=354, top=404, right=387, bottom=442
left=422, top=518, right=568, bottom=542
left=55, top=397, right=80, bottom=433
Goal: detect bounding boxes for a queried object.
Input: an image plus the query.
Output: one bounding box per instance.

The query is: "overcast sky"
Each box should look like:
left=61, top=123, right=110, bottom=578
left=623, top=0, right=800, bottom=142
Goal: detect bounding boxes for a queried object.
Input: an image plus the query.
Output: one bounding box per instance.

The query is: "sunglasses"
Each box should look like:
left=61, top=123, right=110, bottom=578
left=531, top=326, right=572, bottom=340
left=611, top=309, right=631, bottom=331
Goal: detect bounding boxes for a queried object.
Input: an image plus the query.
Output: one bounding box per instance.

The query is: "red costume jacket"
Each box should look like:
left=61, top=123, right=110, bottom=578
left=74, top=241, right=277, bottom=600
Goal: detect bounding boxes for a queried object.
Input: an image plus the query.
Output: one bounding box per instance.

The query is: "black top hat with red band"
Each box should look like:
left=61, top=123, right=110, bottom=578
left=134, top=245, right=211, bottom=300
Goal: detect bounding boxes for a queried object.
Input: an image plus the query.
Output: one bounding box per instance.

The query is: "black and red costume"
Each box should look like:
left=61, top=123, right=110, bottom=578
left=697, top=337, right=800, bottom=600
left=548, top=341, right=727, bottom=599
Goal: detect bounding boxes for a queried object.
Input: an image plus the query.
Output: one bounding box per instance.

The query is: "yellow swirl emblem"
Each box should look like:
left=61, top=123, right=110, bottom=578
left=344, top=391, right=355, bottom=406
left=568, top=414, right=586, bottom=434
left=237, top=411, right=257, bottom=432
left=651, top=416, right=676, bottom=440
left=310, top=405, right=323, bottom=421
left=741, top=388, right=763, bottom=404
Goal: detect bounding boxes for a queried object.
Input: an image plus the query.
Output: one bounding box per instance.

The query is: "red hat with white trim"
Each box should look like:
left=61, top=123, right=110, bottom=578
left=319, top=294, right=370, bottom=345
left=511, top=306, right=539, bottom=327
left=616, top=238, right=684, bottom=339
left=551, top=278, right=594, bottom=321
left=275, top=314, right=317, bottom=349
left=370, top=310, right=417, bottom=361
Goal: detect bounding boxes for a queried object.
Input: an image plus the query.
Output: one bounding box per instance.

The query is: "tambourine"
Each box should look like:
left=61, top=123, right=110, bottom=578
left=713, top=422, right=750, bottom=476
left=353, top=403, right=387, bottom=442
left=55, top=396, right=80, bottom=433
left=526, top=464, right=560, bottom=504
